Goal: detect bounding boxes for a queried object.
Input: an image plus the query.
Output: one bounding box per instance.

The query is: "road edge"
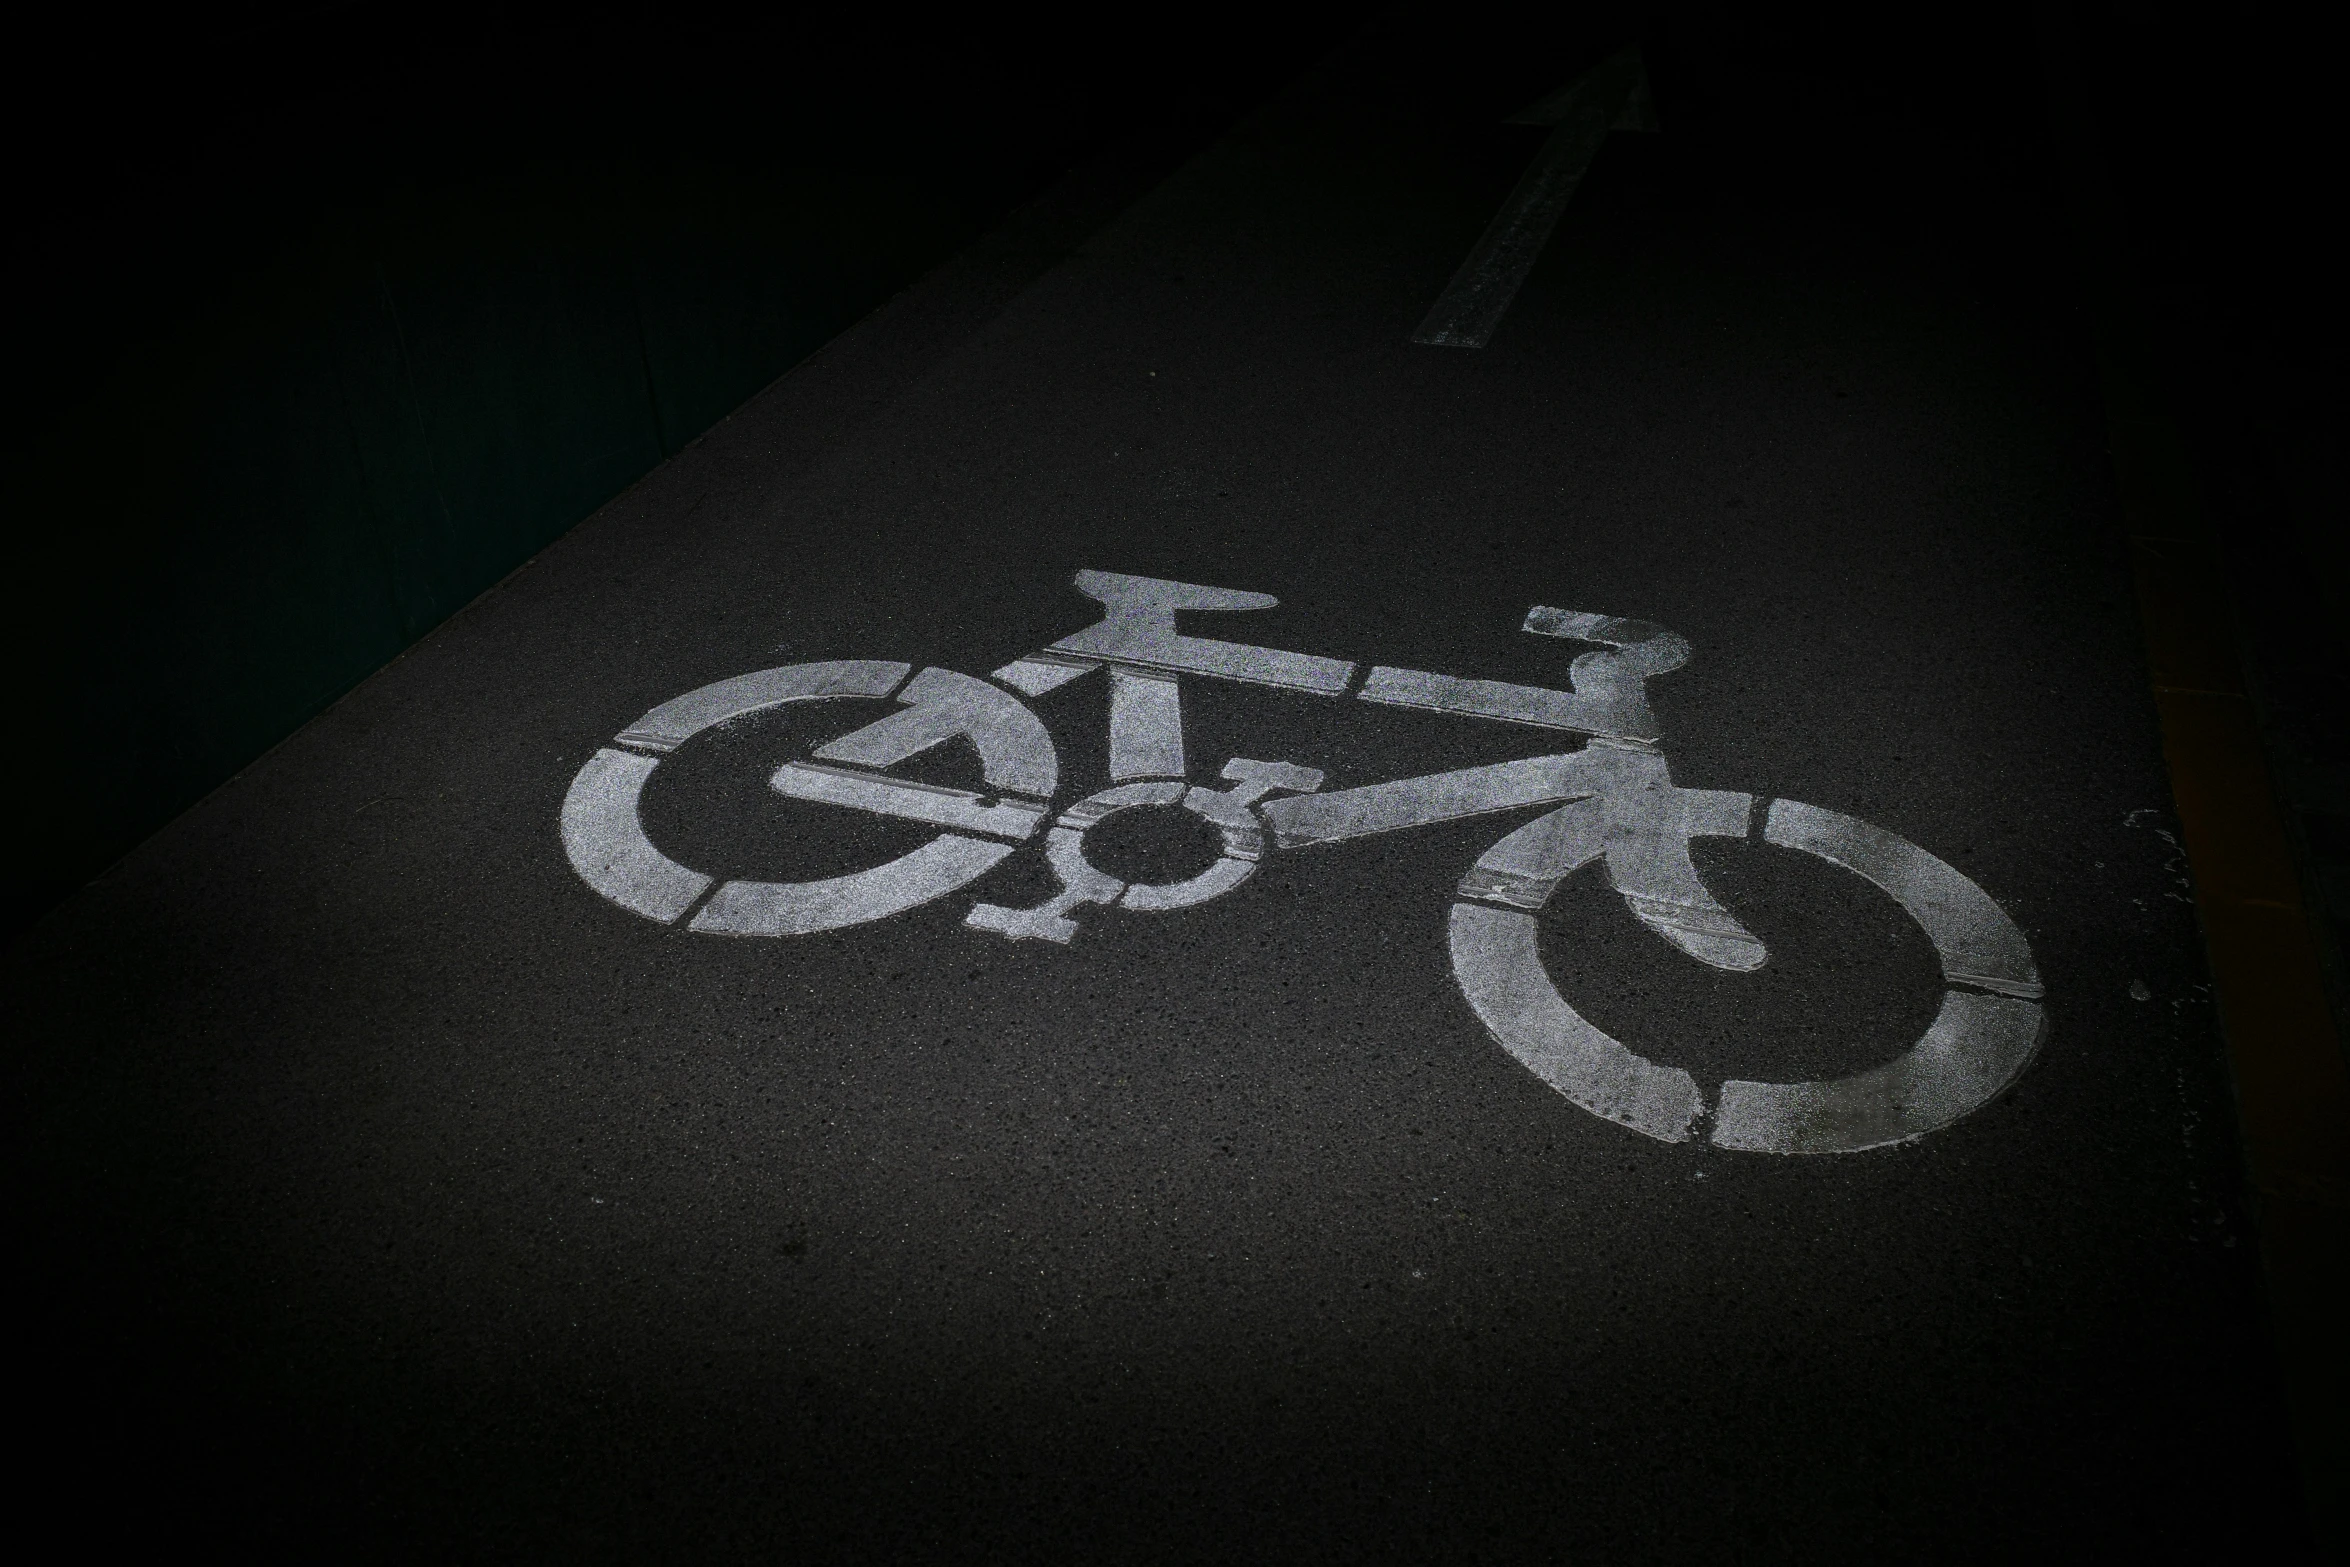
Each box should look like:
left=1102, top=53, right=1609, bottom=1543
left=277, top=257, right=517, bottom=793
left=2037, top=6, right=2350, bottom=1556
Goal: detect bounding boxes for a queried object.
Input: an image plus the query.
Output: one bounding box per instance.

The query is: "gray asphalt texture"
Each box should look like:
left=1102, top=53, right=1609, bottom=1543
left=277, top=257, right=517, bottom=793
left=11, top=11, right=2314, bottom=1561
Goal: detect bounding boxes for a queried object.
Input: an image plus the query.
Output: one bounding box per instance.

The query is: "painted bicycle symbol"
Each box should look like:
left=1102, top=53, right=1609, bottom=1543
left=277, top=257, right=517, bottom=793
left=561, top=570, right=2046, bottom=1153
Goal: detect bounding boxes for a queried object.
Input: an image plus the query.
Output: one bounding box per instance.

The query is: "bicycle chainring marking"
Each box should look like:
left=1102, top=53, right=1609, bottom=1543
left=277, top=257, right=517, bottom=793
left=966, top=760, right=1324, bottom=943
left=965, top=783, right=1178, bottom=943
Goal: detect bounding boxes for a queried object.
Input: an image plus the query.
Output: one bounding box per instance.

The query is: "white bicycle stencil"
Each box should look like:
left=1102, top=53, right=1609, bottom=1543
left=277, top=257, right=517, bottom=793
left=561, top=570, right=2046, bottom=1154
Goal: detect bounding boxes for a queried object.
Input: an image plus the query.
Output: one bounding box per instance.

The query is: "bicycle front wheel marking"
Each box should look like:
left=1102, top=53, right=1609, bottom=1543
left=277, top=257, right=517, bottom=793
left=1449, top=902, right=1710, bottom=1142
left=1449, top=798, right=2047, bottom=1154
left=1709, top=990, right=2046, bottom=1153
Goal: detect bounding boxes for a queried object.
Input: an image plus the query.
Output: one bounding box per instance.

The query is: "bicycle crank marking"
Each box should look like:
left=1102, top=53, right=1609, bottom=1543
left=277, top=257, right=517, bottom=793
left=559, top=570, right=2051, bottom=1155
left=966, top=760, right=1325, bottom=942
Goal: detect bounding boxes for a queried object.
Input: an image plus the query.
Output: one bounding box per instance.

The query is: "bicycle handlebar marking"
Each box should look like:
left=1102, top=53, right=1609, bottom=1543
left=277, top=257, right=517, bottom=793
left=558, top=571, right=2048, bottom=1155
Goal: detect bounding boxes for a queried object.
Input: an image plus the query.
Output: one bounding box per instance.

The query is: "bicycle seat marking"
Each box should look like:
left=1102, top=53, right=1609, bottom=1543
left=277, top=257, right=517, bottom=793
left=561, top=569, right=2046, bottom=1155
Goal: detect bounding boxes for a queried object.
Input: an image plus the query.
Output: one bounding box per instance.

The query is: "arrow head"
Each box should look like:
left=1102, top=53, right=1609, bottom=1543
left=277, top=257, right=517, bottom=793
left=1614, top=66, right=1660, bottom=132
left=1505, top=46, right=1658, bottom=133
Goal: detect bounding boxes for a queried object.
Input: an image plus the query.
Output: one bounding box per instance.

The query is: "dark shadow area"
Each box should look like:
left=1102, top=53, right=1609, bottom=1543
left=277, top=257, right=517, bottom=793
left=2062, top=0, right=2349, bottom=1053
left=2050, top=2, right=2348, bottom=1546
left=1, top=1, right=1365, bottom=945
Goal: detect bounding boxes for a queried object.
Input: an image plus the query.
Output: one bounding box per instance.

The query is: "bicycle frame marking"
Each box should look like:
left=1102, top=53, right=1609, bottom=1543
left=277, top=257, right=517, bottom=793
left=559, top=570, right=2048, bottom=1155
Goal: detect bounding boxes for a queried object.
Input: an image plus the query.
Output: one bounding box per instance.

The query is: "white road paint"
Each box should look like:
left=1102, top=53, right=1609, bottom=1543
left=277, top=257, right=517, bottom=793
left=1764, top=800, right=2044, bottom=999
left=1451, top=755, right=1764, bottom=970
left=1520, top=605, right=1692, bottom=736
left=1448, top=783, right=2046, bottom=1154
left=1412, top=48, right=1658, bottom=349
left=771, top=762, right=1047, bottom=839
left=563, top=658, right=928, bottom=923
left=1050, top=570, right=1355, bottom=693
left=813, top=665, right=1058, bottom=798
left=1449, top=901, right=1710, bottom=1141
left=559, top=570, right=2047, bottom=1154
left=1109, top=667, right=1187, bottom=780
left=692, top=835, right=1018, bottom=937
left=966, top=761, right=1324, bottom=940
left=1711, top=990, right=2047, bottom=1154
left=561, top=748, right=713, bottom=922
left=993, top=653, right=1097, bottom=696
left=1187, top=758, right=1325, bottom=831
left=1359, top=609, right=1688, bottom=742
left=1262, top=755, right=1592, bottom=846
left=616, top=660, right=910, bottom=752
left=1359, top=665, right=1655, bottom=742
left=562, top=659, right=1054, bottom=936
left=966, top=783, right=1175, bottom=943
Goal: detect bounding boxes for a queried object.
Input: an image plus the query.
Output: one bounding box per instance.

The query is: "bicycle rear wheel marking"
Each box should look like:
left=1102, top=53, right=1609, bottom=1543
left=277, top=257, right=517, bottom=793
left=561, top=659, right=1037, bottom=934
left=616, top=661, right=910, bottom=752
left=561, top=748, right=714, bottom=922
left=689, top=836, right=1019, bottom=936
left=1449, top=798, right=2046, bottom=1154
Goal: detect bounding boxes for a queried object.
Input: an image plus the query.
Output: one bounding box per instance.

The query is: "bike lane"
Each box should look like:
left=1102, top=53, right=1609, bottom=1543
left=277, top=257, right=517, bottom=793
left=10, top=9, right=2314, bottom=1560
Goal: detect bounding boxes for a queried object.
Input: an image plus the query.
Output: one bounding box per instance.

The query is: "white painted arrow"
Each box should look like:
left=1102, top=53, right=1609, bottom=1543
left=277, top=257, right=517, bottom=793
left=1412, top=46, right=1658, bottom=348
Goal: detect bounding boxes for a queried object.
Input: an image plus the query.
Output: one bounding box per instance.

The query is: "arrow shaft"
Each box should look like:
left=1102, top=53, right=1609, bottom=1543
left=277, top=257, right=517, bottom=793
left=1412, top=51, right=1645, bottom=348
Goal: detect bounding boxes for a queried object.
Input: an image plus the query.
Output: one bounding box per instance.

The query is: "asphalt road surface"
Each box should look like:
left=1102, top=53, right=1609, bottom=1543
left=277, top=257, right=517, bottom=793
left=12, top=9, right=2314, bottom=1560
